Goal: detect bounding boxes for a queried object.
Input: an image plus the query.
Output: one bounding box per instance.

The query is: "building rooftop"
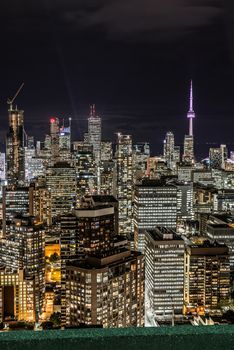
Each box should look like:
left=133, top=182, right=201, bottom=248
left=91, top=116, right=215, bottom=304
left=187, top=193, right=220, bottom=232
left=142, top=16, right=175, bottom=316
left=91, top=195, right=118, bottom=203
left=188, top=240, right=228, bottom=255
left=67, top=249, right=142, bottom=269
left=146, top=227, right=183, bottom=242
left=136, top=179, right=176, bottom=188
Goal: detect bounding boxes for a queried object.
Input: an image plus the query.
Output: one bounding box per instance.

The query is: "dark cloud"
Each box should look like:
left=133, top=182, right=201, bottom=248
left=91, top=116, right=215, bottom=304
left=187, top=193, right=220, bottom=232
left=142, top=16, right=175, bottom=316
left=1, top=0, right=222, bottom=41
left=69, top=0, right=222, bottom=41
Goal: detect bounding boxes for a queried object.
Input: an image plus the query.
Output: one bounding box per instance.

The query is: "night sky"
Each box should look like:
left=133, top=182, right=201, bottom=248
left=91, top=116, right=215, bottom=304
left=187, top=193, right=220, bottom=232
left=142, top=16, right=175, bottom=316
left=0, top=0, right=234, bottom=158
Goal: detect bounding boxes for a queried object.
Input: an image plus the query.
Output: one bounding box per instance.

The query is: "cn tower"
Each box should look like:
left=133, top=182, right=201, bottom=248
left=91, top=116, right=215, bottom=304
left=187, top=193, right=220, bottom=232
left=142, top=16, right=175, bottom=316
left=187, top=80, right=195, bottom=136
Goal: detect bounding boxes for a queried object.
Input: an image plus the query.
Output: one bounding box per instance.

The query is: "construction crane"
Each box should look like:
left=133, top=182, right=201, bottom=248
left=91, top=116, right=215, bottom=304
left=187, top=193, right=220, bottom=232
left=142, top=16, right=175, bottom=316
left=7, top=82, right=24, bottom=111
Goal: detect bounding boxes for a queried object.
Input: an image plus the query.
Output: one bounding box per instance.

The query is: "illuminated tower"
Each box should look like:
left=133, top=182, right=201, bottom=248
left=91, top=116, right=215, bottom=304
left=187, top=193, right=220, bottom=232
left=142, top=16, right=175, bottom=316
left=6, top=107, right=25, bottom=184
left=116, top=133, right=133, bottom=236
left=88, top=104, right=101, bottom=163
left=164, top=131, right=175, bottom=169
left=59, top=118, right=72, bottom=162
left=183, top=81, right=195, bottom=164
left=50, top=117, right=60, bottom=165
left=187, top=80, right=195, bottom=136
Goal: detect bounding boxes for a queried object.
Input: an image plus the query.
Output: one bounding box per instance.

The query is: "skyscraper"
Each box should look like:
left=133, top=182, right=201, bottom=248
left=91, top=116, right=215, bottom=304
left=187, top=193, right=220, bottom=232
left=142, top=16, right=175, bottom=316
left=6, top=107, right=25, bottom=184
left=65, top=250, right=144, bottom=328
left=184, top=241, right=230, bottom=315
left=46, top=162, right=77, bottom=218
left=133, top=179, right=177, bottom=252
left=50, top=117, right=60, bottom=165
left=209, top=144, right=228, bottom=170
left=116, top=133, right=133, bottom=237
left=88, top=105, right=102, bottom=164
left=0, top=215, right=45, bottom=318
left=59, top=118, right=72, bottom=162
left=145, top=227, right=185, bottom=320
left=164, top=131, right=175, bottom=170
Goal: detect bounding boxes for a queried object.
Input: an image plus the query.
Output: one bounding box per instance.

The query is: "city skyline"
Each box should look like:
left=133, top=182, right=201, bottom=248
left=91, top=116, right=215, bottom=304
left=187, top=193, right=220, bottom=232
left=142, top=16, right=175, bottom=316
left=0, top=80, right=234, bottom=160
left=1, top=2, right=234, bottom=158
left=1, top=0, right=234, bottom=334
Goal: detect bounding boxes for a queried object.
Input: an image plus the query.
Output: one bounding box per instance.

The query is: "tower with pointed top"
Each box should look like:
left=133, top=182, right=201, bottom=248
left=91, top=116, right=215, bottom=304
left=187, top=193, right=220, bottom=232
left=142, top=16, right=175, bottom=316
left=88, top=104, right=102, bottom=164
left=183, top=81, right=195, bottom=165
left=187, top=80, right=195, bottom=136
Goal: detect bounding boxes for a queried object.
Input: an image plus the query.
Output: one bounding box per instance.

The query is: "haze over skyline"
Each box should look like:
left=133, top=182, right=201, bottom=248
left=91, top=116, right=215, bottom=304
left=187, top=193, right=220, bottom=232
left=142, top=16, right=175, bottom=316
left=1, top=1, right=234, bottom=157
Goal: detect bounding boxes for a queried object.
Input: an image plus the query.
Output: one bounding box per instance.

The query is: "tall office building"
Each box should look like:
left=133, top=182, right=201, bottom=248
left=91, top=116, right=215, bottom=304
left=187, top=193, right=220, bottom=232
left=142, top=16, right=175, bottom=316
left=206, top=214, right=234, bottom=269
left=183, top=135, right=194, bottom=165
left=164, top=131, right=175, bottom=170
left=133, top=179, right=177, bottom=252
left=209, top=145, right=228, bottom=170
left=88, top=105, right=102, bottom=163
left=145, top=227, right=185, bottom=320
left=184, top=241, right=230, bottom=315
left=0, top=153, right=6, bottom=181
left=73, top=143, right=97, bottom=198
left=46, top=162, right=77, bottom=218
left=116, top=133, right=133, bottom=236
left=132, top=142, right=150, bottom=183
left=2, top=185, right=33, bottom=234
left=99, top=160, right=115, bottom=195
left=6, top=107, right=25, bottom=184
left=50, top=117, right=60, bottom=165
left=176, top=182, right=194, bottom=222
left=173, top=146, right=180, bottom=164
left=59, top=118, right=72, bottom=162
left=101, top=141, right=113, bottom=161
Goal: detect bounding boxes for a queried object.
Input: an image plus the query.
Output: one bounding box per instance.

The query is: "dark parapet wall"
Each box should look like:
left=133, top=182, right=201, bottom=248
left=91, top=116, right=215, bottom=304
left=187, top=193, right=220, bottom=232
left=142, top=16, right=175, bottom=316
left=1, top=326, right=234, bottom=350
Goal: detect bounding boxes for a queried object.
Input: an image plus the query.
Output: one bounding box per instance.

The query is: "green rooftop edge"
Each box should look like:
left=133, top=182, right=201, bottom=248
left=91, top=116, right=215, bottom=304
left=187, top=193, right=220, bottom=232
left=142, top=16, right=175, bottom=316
left=1, top=325, right=234, bottom=350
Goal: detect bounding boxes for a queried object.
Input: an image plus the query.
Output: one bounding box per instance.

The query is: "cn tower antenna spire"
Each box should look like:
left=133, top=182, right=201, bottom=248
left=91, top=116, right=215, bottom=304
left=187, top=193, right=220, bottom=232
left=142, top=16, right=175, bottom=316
left=189, top=80, right=193, bottom=112
left=187, top=79, right=195, bottom=136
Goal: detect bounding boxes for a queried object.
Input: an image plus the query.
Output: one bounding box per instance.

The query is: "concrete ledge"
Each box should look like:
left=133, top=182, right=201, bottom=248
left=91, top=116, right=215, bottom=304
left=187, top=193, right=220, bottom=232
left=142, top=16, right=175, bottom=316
left=0, top=326, right=234, bottom=350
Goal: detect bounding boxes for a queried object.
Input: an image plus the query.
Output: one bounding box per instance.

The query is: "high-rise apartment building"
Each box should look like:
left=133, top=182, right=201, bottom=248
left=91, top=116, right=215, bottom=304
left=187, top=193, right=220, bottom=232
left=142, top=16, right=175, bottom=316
left=184, top=241, right=230, bottom=315
left=0, top=215, right=45, bottom=316
left=0, top=268, right=37, bottom=323
left=145, top=227, right=185, bottom=320
left=116, top=133, right=133, bottom=237
left=65, top=249, right=144, bottom=328
left=60, top=203, right=116, bottom=324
